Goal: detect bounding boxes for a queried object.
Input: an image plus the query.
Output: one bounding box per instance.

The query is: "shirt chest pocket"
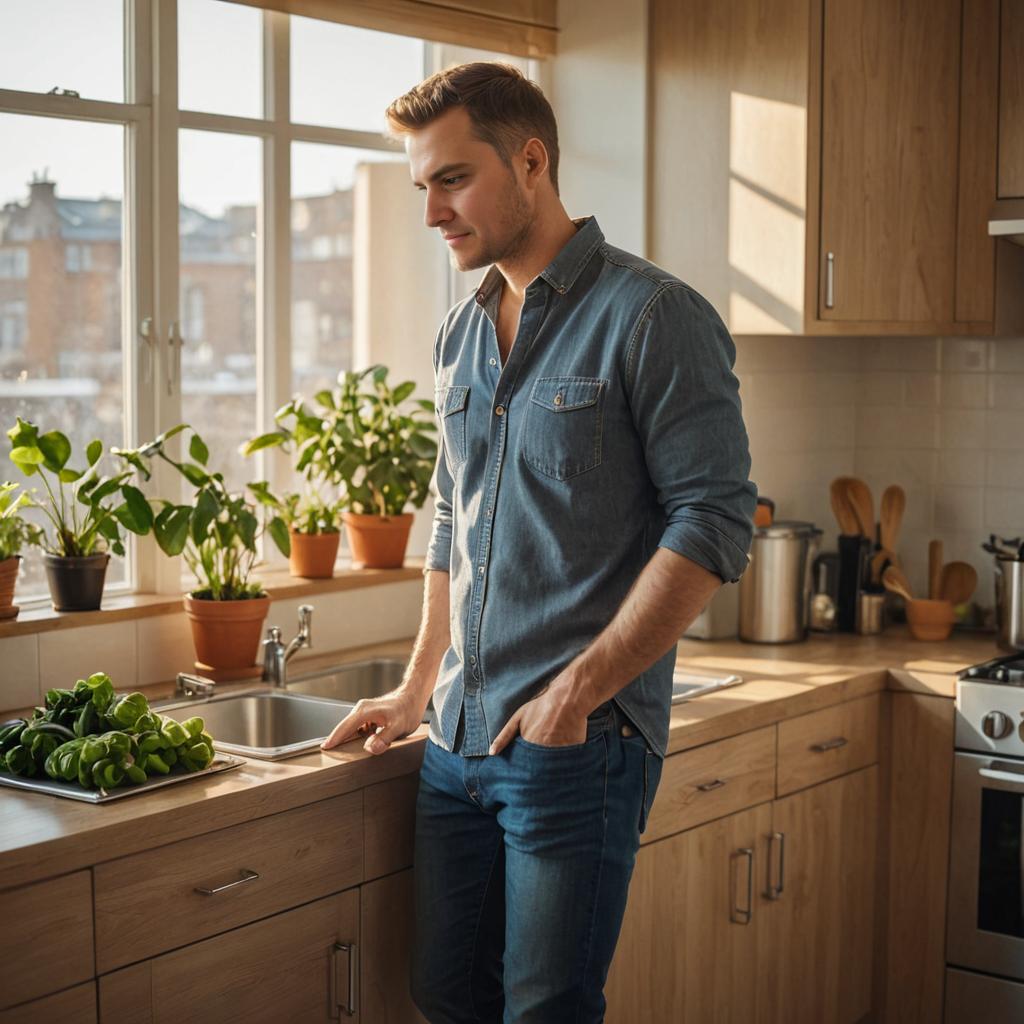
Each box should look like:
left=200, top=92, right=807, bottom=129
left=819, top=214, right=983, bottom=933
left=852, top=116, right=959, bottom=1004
left=437, top=384, right=470, bottom=471
left=522, top=376, right=607, bottom=481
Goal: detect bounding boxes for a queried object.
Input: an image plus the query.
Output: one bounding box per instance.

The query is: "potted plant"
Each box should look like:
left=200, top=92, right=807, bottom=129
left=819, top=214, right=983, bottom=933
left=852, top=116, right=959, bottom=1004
left=6, top=419, right=153, bottom=611
left=245, top=483, right=341, bottom=579
left=245, top=367, right=437, bottom=569
left=0, top=482, right=42, bottom=620
left=242, top=399, right=346, bottom=579
left=121, top=425, right=290, bottom=675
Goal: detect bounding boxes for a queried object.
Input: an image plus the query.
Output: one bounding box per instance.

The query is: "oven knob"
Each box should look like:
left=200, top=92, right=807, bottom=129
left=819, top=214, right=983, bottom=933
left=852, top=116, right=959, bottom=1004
left=982, top=711, right=1012, bottom=739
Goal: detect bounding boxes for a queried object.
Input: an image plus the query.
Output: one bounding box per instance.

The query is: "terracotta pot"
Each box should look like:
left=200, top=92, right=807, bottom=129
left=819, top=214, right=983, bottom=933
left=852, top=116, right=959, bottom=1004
left=184, top=593, right=270, bottom=671
left=289, top=529, right=340, bottom=579
left=342, top=512, right=413, bottom=569
left=43, top=552, right=110, bottom=611
left=0, top=555, right=20, bottom=621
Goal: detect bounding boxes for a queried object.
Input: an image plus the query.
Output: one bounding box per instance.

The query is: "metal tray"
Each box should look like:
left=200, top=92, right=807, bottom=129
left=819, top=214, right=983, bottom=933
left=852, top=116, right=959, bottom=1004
left=0, top=752, right=246, bottom=803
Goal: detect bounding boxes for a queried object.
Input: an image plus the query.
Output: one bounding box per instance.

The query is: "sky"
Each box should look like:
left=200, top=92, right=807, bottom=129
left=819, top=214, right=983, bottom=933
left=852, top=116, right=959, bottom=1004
left=0, top=0, right=423, bottom=217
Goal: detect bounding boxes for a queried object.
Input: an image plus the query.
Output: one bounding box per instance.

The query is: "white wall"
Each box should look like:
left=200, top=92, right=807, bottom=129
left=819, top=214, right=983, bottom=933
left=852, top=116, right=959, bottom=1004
left=549, top=0, right=649, bottom=256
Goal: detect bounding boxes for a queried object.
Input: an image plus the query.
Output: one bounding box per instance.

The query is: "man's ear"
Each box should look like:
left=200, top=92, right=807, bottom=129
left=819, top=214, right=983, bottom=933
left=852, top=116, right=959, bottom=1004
left=522, top=138, right=549, bottom=185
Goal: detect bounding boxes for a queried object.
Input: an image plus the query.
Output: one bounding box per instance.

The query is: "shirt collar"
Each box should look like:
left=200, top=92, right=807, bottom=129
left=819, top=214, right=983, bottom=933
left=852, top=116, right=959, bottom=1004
left=474, top=216, right=604, bottom=308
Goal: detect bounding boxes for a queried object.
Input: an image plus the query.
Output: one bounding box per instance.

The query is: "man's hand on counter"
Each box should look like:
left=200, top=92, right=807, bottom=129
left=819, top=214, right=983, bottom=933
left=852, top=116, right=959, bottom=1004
left=320, top=689, right=428, bottom=755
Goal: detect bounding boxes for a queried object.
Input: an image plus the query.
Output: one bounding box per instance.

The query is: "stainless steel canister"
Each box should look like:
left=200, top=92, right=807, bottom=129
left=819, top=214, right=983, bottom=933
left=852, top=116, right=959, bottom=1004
left=995, top=557, right=1024, bottom=651
left=739, top=521, right=823, bottom=644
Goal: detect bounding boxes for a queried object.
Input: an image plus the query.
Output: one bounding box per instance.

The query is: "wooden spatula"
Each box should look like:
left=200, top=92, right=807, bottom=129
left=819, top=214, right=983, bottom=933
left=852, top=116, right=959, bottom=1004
left=879, top=485, right=905, bottom=554
left=928, top=540, right=943, bottom=600
left=940, top=561, right=978, bottom=605
left=882, top=565, right=914, bottom=602
left=829, top=477, right=860, bottom=535
left=845, top=478, right=875, bottom=541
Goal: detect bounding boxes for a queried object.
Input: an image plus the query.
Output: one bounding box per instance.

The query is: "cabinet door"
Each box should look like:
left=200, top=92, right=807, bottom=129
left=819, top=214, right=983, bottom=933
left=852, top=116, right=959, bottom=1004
left=99, top=888, right=360, bottom=1023
left=819, top=0, right=961, bottom=324
left=361, top=869, right=426, bottom=1024
left=605, top=802, right=773, bottom=1024
left=758, top=766, right=878, bottom=1024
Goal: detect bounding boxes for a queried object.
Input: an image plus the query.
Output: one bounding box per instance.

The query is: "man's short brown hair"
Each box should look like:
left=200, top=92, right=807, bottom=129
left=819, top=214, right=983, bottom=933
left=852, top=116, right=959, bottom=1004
left=386, top=62, right=560, bottom=194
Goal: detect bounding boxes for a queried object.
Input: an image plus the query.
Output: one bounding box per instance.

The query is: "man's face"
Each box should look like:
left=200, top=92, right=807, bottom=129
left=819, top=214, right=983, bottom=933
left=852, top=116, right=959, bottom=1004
left=407, top=107, right=533, bottom=272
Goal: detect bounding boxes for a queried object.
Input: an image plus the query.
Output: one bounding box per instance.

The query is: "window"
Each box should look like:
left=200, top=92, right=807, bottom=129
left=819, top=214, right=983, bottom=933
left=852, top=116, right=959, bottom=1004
left=0, top=2, right=542, bottom=601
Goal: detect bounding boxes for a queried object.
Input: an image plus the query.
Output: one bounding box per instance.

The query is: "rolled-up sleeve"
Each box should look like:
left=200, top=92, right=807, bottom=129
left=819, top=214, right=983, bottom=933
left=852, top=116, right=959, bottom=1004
left=424, top=325, right=453, bottom=572
left=626, top=284, right=756, bottom=582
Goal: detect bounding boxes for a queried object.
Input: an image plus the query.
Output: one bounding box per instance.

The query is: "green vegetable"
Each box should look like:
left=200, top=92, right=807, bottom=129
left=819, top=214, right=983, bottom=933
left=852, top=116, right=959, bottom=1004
left=105, top=692, right=150, bottom=731
left=5, top=744, right=37, bottom=776
left=0, top=718, right=26, bottom=755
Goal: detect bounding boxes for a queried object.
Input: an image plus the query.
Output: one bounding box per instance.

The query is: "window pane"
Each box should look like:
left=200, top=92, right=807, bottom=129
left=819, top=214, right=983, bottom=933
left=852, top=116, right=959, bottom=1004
left=291, top=19, right=424, bottom=132
left=0, top=0, right=123, bottom=102
left=0, top=114, right=126, bottom=598
left=178, top=0, right=263, bottom=119
left=179, top=129, right=260, bottom=499
left=291, top=143, right=405, bottom=396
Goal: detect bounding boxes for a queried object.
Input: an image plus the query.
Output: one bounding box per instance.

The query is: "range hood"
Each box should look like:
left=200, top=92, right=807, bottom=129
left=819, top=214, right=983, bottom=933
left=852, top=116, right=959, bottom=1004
left=989, top=199, right=1024, bottom=246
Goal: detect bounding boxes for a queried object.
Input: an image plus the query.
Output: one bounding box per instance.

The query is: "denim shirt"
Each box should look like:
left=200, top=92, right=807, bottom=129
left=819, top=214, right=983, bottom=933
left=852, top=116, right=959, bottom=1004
left=425, top=217, right=755, bottom=758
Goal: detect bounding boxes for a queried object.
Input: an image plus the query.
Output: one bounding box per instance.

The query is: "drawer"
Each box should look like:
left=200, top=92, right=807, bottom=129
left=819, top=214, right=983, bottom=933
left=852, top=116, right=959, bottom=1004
left=94, top=790, right=363, bottom=973
left=0, top=871, right=94, bottom=1010
left=642, top=725, right=776, bottom=845
left=0, top=982, right=96, bottom=1024
left=777, top=693, right=881, bottom=796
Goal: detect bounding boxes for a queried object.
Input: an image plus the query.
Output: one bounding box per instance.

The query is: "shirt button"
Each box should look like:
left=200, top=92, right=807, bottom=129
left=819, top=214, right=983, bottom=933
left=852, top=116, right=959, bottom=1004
left=553, top=394, right=563, bottom=406
left=489, top=357, right=497, bottom=366
left=478, top=565, right=485, bottom=574
left=469, top=655, right=477, bottom=665
left=495, top=405, right=505, bottom=416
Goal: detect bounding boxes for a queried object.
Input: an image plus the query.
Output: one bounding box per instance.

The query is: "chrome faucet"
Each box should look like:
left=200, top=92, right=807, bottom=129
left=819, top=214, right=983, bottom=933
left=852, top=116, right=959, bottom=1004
left=262, top=604, right=314, bottom=687
left=176, top=672, right=216, bottom=698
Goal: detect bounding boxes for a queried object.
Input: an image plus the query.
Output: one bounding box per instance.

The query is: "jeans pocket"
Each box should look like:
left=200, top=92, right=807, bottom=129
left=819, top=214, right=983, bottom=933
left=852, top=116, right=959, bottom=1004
left=437, top=384, right=469, bottom=471
left=521, top=376, right=606, bottom=480
left=638, top=750, right=664, bottom=835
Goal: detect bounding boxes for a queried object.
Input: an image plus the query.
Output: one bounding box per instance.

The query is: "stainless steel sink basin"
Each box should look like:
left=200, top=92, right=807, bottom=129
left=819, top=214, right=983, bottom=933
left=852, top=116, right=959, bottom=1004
left=287, top=657, right=408, bottom=702
left=671, top=671, right=743, bottom=703
left=158, top=690, right=353, bottom=761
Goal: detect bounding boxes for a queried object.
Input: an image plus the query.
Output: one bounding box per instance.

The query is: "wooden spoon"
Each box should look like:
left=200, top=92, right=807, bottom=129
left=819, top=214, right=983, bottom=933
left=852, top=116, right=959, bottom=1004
left=882, top=565, right=914, bottom=602
left=879, top=485, right=906, bottom=555
left=928, top=540, right=944, bottom=600
left=940, top=561, right=978, bottom=605
left=845, top=477, right=875, bottom=541
left=829, top=477, right=860, bottom=535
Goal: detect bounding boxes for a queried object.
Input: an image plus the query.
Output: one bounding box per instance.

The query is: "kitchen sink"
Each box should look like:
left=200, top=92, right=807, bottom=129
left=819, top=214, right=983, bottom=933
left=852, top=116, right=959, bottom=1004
left=670, top=671, right=743, bottom=703
left=286, top=657, right=408, bottom=702
left=158, top=690, right=353, bottom=761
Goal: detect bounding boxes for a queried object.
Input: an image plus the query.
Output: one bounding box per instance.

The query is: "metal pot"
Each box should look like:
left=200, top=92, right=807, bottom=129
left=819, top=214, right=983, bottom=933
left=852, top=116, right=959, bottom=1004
left=739, top=521, right=822, bottom=644
left=995, top=557, right=1024, bottom=651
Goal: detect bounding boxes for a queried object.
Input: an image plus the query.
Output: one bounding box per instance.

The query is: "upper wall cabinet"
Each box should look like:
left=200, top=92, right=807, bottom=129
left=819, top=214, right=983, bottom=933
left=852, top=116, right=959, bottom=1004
left=648, top=0, right=1004, bottom=335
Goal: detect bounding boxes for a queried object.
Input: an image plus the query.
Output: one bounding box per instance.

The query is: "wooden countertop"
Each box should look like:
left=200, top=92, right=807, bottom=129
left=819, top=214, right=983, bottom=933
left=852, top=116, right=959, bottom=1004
left=0, top=629, right=1003, bottom=890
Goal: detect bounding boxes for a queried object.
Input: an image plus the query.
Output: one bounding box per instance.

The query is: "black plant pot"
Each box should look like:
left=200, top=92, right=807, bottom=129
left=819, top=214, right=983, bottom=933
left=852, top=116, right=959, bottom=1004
left=42, top=553, right=110, bottom=612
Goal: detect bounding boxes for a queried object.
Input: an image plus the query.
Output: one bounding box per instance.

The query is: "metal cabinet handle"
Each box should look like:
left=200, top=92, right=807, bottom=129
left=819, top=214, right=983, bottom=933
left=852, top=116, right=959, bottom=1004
left=825, top=251, right=835, bottom=309
left=811, top=736, right=848, bottom=753
left=765, top=831, right=785, bottom=900
left=730, top=847, right=754, bottom=924
left=696, top=777, right=727, bottom=792
left=330, top=941, right=358, bottom=1018
left=194, top=868, right=259, bottom=895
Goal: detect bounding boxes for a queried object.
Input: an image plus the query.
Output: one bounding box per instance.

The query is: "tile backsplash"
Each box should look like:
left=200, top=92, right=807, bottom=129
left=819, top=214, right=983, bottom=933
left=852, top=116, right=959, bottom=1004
left=0, top=581, right=423, bottom=713
left=737, top=335, right=1024, bottom=609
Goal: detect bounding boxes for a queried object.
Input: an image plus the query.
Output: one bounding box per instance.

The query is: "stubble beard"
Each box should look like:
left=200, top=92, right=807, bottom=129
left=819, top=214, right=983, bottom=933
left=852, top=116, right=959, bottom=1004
left=452, top=175, right=533, bottom=273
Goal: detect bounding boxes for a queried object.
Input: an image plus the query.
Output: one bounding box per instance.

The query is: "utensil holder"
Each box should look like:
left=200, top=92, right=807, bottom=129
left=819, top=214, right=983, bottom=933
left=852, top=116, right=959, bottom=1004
left=836, top=535, right=871, bottom=632
left=995, top=556, right=1024, bottom=651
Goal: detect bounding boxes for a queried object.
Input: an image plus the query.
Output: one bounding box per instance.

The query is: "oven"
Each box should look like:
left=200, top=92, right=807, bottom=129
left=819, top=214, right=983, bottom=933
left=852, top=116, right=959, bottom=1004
left=946, top=670, right=1024, bottom=1020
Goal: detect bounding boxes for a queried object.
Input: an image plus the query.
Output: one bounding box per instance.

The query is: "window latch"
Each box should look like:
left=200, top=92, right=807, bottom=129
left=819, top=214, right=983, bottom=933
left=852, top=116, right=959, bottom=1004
left=47, top=87, right=81, bottom=98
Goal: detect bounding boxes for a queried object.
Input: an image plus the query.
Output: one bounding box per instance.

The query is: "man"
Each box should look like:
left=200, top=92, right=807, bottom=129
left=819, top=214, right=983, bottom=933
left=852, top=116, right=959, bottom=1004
left=321, top=62, right=755, bottom=1023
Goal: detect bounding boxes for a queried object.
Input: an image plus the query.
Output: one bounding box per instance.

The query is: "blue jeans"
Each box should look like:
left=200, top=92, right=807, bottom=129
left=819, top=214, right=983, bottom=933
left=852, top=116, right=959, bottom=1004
left=411, top=703, right=663, bottom=1024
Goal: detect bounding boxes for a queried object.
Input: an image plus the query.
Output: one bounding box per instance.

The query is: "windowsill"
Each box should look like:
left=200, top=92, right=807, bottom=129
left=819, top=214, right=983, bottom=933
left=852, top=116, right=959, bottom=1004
left=0, top=558, right=425, bottom=640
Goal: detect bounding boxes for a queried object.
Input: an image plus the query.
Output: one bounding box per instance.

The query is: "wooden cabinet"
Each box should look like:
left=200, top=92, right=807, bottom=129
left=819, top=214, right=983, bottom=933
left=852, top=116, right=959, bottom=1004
left=606, top=700, right=881, bottom=1023
left=649, top=0, right=997, bottom=335
left=0, top=982, right=96, bottom=1024
left=99, top=889, right=361, bottom=1023
left=0, top=870, right=94, bottom=1011
left=999, top=0, right=1024, bottom=197
left=606, top=803, right=773, bottom=1023
left=758, top=767, right=879, bottom=1024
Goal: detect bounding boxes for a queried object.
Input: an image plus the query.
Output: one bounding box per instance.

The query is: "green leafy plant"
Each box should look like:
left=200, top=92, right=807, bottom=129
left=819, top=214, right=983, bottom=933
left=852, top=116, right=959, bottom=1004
left=119, top=424, right=289, bottom=600
left=0, top=481, right=42, bottom=561
left=245, top=483, right=341, bottom=535
left=243, top=366, right=438, bottom=517
left=6, top=418, right=153, bottom=557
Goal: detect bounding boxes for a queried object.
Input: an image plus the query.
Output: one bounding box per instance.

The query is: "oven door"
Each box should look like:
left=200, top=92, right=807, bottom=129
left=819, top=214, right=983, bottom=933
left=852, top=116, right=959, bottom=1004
left=947, top=751, right=1024, bottom=979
